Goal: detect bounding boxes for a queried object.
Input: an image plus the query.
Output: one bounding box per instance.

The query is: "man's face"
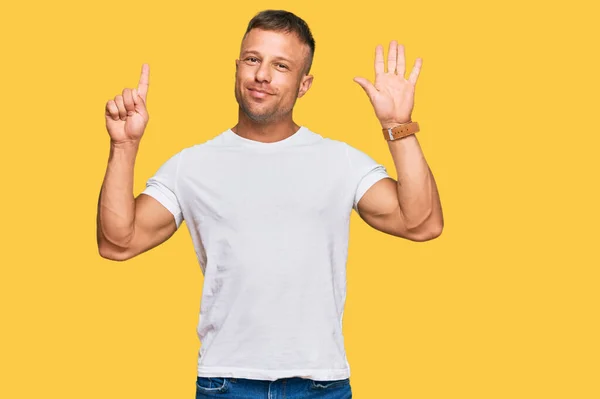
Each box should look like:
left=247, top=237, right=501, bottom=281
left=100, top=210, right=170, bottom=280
left=234, top=28, right=313, bottom=123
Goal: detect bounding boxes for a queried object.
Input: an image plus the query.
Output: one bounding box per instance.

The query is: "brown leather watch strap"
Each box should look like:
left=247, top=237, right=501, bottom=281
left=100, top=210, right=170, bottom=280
left=382, top=121, right=420, bottom=141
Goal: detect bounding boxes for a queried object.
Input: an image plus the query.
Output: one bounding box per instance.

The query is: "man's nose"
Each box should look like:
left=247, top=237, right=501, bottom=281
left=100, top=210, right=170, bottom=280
left=255, top=63, right=271, bottom=83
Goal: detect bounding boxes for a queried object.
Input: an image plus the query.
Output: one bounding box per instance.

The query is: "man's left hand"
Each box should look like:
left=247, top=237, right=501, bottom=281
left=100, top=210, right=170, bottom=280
left=354, top=41, right=422, bottom=129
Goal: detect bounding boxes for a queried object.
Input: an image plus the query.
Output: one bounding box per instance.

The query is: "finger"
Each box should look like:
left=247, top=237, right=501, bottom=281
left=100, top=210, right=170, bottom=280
left=353, top=77, right=377, bottom=99
left=408, top=58, right=422, bottom=85
left=132, top=88, right=148, bottom=120
left=397, top=44, right=406, bottom=77
left=137, top=63, right=149, bottom=102
left=132, top=88, right=146, bottom=107
left=122, top=88, right=135, bottom=116
left=387, top=40, right=397, bottom=74
left=374, top=45, right=384, bottom=76
left=105, top=100, right=120, bottom=121
left=114, top=95, right=127, bottom=121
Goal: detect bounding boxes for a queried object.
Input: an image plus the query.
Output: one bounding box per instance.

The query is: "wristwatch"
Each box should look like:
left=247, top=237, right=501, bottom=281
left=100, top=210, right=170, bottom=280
left=382, top=121, right=420, bottom=141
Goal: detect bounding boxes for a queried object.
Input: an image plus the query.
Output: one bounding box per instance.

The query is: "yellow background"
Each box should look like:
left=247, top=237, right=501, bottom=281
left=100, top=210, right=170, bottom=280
left=1, top=0, right=598, bottom=398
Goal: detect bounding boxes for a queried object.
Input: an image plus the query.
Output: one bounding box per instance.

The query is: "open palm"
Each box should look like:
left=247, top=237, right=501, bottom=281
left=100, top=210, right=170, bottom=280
left=354, top=41, right=422, bottom=129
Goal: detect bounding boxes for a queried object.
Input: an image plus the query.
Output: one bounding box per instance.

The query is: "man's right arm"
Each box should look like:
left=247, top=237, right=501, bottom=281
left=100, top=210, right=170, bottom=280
left=99, top=64, right=178, bottom=260
left=96, top=141, right=177, bottom=261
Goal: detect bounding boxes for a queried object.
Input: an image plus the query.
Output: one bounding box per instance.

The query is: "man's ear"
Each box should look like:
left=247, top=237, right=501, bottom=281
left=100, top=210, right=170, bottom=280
left=235, top=59, right=239, bottom=70
left=297, top=74, right=314, bottom=98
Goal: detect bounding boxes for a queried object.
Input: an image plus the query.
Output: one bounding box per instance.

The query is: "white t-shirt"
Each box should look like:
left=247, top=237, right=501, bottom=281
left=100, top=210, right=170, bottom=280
left=141, top=126, right=389, bottom=381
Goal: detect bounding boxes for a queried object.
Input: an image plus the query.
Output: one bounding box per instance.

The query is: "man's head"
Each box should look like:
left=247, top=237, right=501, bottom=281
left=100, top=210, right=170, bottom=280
left=234, top=10, right=315, bottom=123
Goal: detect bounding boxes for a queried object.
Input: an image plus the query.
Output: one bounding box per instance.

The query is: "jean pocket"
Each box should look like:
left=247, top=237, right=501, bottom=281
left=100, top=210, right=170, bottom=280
left=196, top=376, right=230, bottom=393
left=310, top=378, right=350, bottom=390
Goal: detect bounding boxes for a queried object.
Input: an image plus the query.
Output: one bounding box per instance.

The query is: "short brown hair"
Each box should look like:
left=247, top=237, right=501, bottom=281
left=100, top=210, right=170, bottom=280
left=243, top=9, right=316, bottom=75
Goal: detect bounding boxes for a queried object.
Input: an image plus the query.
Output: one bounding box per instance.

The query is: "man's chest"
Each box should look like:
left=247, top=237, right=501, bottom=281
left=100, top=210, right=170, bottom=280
left=178, top=152, right=352, bottom=224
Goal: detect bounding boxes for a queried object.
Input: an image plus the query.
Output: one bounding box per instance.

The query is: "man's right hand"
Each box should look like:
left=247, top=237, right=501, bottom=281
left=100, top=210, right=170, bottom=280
left=105, top=64, right=150, bottom=145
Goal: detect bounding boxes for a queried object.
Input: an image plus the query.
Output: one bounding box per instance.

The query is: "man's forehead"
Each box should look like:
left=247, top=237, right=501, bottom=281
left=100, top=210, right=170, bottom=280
left=241, top=29, right=306, bottom=60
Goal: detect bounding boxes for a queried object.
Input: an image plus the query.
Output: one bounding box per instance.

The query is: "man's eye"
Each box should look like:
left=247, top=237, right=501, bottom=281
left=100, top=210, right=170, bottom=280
left=244, top=57, right=286, bottom=69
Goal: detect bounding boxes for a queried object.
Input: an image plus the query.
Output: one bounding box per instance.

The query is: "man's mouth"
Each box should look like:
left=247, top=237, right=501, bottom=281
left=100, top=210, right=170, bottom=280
left=248, top=88, right=272, bottom=98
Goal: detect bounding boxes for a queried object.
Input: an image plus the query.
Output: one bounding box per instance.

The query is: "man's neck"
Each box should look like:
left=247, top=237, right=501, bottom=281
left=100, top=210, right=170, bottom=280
left=231, top=115, right=301, bottom=143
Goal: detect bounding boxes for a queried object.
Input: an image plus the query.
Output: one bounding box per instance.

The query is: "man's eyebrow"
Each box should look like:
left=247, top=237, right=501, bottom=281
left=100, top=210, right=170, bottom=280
left=241, top=50, right=294, bottom=64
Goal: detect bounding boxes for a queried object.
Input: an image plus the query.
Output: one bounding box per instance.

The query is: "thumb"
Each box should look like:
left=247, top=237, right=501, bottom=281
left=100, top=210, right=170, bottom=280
left=353, top=77, right=377, bottom=99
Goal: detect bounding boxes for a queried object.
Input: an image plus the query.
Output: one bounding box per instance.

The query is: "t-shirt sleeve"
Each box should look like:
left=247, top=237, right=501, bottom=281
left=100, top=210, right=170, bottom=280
left=345, top=143, right=391, bottom=214
left=140, top=151, right=184, bottom=228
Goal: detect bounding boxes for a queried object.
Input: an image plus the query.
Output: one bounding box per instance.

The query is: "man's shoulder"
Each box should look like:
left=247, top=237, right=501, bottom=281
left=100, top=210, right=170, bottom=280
left=311, top=132, right=381, bottom=166
left=303, top=126, right=350, bottom=148
left=178, top=129, right=231, bottom=154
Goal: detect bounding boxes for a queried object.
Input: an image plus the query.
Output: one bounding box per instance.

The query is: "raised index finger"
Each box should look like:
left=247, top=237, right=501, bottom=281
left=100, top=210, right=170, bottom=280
left=137, top=63, right=149, bottom=101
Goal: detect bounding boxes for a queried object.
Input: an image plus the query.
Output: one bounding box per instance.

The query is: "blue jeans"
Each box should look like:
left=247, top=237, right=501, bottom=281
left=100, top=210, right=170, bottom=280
left=196, top=376, right=352, bottom=398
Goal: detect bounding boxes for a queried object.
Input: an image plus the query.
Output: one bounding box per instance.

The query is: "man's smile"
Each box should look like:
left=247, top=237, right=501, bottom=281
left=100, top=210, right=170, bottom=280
left=248, top=88, right=273, bottom=99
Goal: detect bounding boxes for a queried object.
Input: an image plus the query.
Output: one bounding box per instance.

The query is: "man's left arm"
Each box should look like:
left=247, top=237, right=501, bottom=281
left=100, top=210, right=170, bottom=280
left=353, top=40, right=443, bottom=241
left=356, top=133, right=443, bottom=241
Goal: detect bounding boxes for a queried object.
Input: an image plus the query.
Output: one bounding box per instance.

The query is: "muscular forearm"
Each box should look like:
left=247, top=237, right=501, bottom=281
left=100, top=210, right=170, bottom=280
left=97, top=141, right=140, bottom=248
left=387, top=134, right=443, bottom=232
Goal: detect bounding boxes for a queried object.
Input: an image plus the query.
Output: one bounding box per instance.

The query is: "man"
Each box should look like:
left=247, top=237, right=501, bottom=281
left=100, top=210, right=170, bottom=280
left=98, top=9, right=443, bottom=399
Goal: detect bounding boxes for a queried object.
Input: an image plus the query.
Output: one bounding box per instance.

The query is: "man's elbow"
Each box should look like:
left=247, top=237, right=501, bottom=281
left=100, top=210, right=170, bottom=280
left=427, top=223, right=444, bottom=241
left=407, top=222, right=443, bottom=242
left=98, top=245, right=133, bottom=262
